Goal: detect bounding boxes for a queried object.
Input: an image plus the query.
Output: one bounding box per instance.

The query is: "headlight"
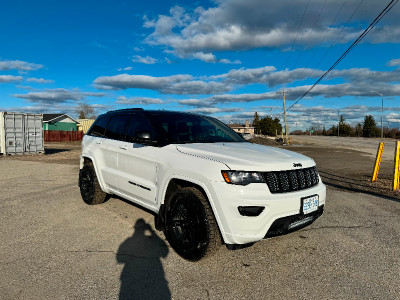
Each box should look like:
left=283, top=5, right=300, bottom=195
left=221, top=171, right=265, bottom=186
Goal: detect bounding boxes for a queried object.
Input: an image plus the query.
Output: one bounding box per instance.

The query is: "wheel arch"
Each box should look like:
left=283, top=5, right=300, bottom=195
left=79, top=155, right=108, bottom=194
left=80, top=155, right=95, bottom=169
left=159, top=176, right=227, bottom=244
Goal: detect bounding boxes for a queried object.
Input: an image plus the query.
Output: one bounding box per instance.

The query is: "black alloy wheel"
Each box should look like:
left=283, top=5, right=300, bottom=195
left=79, top=163, right=108, bottom=205
left=165, top=187, right=220, bottom=261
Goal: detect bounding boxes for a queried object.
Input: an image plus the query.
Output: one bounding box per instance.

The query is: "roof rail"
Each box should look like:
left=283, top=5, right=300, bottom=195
left=106, top=108, right=144, bottom=113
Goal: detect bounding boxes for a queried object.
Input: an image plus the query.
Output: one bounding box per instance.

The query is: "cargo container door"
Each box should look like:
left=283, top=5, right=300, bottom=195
left=4, top=113, right=24, bottom=154
left=24, top=114, right=44, bottom=153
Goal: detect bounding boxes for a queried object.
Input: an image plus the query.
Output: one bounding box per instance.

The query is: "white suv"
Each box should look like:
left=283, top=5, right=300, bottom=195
left=79, top=109, right=326, bottom=261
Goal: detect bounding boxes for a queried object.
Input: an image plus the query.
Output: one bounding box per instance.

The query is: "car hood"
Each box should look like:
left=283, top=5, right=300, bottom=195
left=176, top=142, right=315, bottom=171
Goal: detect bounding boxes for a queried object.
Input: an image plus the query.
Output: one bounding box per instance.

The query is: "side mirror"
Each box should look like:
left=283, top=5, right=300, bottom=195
left=134, top=131, right=157, bottom=146
left=135, top=131, right=151, bottom=141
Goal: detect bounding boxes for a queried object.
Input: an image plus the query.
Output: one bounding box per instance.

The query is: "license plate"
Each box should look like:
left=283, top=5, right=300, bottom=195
left=301, top=195, right=319, bottom=215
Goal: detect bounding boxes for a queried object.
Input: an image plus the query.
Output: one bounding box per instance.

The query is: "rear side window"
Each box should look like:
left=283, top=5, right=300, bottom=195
left=88, top=115, right=110, bottom=137
left=104, top=114, right=131, bottom=141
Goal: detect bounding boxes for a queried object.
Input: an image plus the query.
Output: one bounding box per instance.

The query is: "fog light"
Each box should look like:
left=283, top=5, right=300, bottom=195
left=238, top=206, right=265, bottom=217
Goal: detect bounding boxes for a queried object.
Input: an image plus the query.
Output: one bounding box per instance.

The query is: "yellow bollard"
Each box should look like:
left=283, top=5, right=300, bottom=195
left=393, top=141, right=400, bottom=190
left=372, top=142, right=385, bottom=182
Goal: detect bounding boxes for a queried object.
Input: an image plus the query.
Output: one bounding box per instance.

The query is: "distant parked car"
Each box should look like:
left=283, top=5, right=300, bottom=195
left=79, top=109, right=326, bottom=261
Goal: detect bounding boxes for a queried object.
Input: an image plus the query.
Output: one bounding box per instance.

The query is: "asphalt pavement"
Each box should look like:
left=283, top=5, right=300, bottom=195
left=0, top=159, right=399, bottom=299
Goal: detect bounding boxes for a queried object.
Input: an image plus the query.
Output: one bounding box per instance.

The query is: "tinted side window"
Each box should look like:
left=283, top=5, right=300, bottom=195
left=88, top=115, right=110, bottom=137
left=126, top=114, right=157, bottom=143
left=104, top=114, right=131, bottom=141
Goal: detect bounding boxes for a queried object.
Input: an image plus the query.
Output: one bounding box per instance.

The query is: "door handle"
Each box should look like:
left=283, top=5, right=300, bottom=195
left=119, top=146, right=127, bottom=150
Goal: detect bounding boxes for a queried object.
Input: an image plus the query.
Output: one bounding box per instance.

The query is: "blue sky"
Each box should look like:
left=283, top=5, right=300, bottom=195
left=1, top=0, right=400, bottom=130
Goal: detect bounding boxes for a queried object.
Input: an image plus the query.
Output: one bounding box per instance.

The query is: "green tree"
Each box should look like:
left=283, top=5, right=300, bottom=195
left=362, top=115, right=380, bottom=137
left=253, top=112, right=260, bottom=134
left=258, top=117, right=282, bottom=136
left=330, top=125, right=337, bottom=136
left=354, top=123, right=362, bottom=137
left=338, top=115, right=352, bottom=136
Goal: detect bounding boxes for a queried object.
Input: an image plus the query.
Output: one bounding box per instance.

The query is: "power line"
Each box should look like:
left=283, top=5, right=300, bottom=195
left=294, top=1, right=349, bottom=96
left=287, top=0, right=399, bottom=112
left=305, top=1, right=347, bottom=69
left=292, top=0, right=329, bottom=70
left=312, top=0, right=364, bottom=72
left=282, top=0, right=311, bottom=71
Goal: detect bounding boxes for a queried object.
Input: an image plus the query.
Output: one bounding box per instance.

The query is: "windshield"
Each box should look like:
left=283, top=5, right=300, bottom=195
left=148, top=112, right=245, bottom=144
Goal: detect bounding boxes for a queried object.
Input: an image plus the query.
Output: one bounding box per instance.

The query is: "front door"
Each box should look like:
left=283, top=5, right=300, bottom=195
left=116, top=113, right=159, bottom=207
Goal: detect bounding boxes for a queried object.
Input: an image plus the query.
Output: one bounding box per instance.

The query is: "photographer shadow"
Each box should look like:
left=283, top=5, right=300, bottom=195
left=117, top=219, right=170, bottom=300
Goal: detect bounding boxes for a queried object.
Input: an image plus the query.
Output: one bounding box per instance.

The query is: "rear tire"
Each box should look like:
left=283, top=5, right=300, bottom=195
left=164, top=187, right=221, bottom=261
left=79, top=162, right=108, bottom=205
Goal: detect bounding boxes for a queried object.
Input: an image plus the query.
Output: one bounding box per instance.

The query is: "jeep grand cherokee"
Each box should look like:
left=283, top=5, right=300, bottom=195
left=79, top=109, right=326, bottom=261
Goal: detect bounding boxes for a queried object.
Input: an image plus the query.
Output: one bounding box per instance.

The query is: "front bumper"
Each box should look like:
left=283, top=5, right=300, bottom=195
left=210, top=180, right=326, bottom=245
left=265, top=205, right=324, bottom=238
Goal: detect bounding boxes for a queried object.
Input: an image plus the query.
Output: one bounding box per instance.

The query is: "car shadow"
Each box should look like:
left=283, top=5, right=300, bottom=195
left=116, top=218, right=171, bottom=300
left=43, top=148, right=72, bottom=154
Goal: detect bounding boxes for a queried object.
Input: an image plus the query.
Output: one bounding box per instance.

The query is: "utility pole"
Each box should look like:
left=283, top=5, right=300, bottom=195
left=282, top=89, right=288, bottom=143
left=337, top=109, right=340, bottom=137
left=270, top=108, right=273, bottom=118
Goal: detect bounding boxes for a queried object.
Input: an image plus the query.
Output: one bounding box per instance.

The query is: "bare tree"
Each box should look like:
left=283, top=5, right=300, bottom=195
left=76, top=102, right=95, bottom=119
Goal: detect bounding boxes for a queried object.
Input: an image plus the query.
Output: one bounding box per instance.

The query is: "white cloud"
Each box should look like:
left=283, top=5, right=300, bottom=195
left=192, top=52, right=216, bottom=63
left=219, top=58, right=241, bottom=64
left=118, top=66, right=133, bottom=71
left=212, top=103, right=393, bottom=129
left=94, top=61, right=400, bottom=100
left=178, top=82, right=400, bottom=108
left=188, top=107, right=243, bottom=115
left=0, top=104, right=112, bottom=117
left=328, top=68, right=400, bottom=84
left=180, top=91, right=280, bottom=107
left=132, top=55, right=157, bottom=64
left=0, top=60, right=43, bottom=71
left=94, top=73, right=231, bottom=94
left=27, top=78, right=54, bottom=84
left=142, top=0, right=393, bottom=58
left=13, top=88, right=105, bottom=104
left=191, top=52, right=241, bottom=64
left=0, top=75, right=23, bottom=83
left=388, top=58, right=400, bottom=67
left=95, top=74, right=192, bottom=90
left=116, top=96, right=163, bottom=105
left=387, top=113, right=400, bottom=124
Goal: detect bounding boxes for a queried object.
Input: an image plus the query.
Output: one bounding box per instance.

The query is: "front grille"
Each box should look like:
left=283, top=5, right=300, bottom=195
left=263, top=166, right=319, bottom=194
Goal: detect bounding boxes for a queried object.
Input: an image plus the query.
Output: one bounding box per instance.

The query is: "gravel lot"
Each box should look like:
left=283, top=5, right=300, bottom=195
left=1, top=137, right=399, bottom=299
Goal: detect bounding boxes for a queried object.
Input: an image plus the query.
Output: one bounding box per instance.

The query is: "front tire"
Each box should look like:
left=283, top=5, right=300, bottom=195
left=79, top=162, right=108, bottom=205
left=164, top=187, right=221, bottom=261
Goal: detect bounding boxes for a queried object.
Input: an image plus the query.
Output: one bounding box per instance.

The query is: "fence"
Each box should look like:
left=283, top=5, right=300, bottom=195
left=44, top=130, right=84, bottom=142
